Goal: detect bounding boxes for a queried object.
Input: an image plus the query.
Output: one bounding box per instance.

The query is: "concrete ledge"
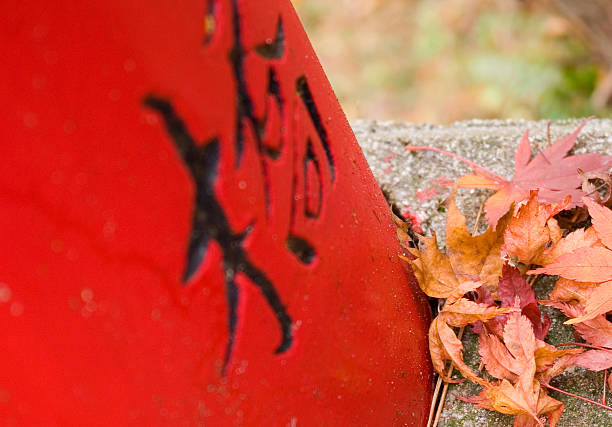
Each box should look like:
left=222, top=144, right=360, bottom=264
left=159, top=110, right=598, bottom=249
left=353, top=119, right=612, bottom=426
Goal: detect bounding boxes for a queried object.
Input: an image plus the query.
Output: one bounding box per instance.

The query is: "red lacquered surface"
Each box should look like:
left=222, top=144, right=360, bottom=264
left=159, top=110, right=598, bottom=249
left=1, top=0, right=432, bottom=424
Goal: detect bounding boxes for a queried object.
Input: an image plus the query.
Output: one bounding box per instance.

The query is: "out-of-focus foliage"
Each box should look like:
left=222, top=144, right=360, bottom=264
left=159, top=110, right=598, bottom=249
left=292, top=0, right=612, bottom=123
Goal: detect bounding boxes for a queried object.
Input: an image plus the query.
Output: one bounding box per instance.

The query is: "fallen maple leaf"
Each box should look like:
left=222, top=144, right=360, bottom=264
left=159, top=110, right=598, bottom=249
left=479, top=332, right=520, bottom=381
left=402, top=232, right=483, bottom=300
left=441, top=298, right=518, bottom=327
left=399, top=155, right=612, bottom=424
left=445, top=191, right=509, bottom=292
left=547, top=278, right=598, bottom=305
left=462, top=313, right=565, bottom=426
left=502, top=192, right=568, bottom=266
left=558, top=303, right=612, bottom=348
left=533, top=340, right=582, bottom=373
left=404, top=191, right=508, bottom=297
left=572, top=349, right=612, bottom=372
left=533, top=247, right=612, bottom=283
left=429, top=299, right=517, bottom=383
left=406, top=118, right=612, bottom=228
left=498, top=264, right=551, bottom=340
left=530, top=197, right=612, bottom=324
left=536, top=227, right=600, bottom=266
left=541, top=302, right=612, bottom=374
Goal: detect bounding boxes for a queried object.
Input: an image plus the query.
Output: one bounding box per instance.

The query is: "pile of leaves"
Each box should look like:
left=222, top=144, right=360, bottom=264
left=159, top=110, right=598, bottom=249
left=401, top=119, right=612, bottom=426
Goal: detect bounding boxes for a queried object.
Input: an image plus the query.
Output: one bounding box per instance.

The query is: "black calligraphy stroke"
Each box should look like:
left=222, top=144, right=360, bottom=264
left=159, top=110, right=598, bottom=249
left=142, top=0, right=337, bottom=373
left=143, top=96, right=292, bottom=374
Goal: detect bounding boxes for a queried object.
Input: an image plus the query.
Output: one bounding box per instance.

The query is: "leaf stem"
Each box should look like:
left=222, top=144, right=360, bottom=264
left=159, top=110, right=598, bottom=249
left=542, top=382, right=612, bottom=411
left=405, top=145, right=507, bottom=182
left=556, top=342, right=612, bottom=352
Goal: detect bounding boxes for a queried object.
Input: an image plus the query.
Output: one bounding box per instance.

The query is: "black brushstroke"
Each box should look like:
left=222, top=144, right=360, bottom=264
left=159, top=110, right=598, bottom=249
left=261, top=68, right=283, bottom=159
left=286, top=235, right=316, bottom=265
left=304, top=139, right=322, bottom=218
left=296, top=76, right=335, bottom=181
left=255, top=18, right=285, bottom=59
left=229, top=0, right=254, bottom=166
left=143, top=96, right=292, bottom=373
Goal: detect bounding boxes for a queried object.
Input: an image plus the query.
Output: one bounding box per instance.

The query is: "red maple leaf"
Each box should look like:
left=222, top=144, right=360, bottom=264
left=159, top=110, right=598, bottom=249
left=407, top=118, right=612, bottom=228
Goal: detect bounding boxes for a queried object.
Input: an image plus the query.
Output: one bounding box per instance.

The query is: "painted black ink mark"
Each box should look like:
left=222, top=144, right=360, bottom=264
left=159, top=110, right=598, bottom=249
left=296, top=76, right=335, bottom=181
left=255, top=18, right=285, bottom=59
left=285, top=235, right=315, bottom=265
left=143, top=0, right=337, bottom=371
left=304, top=139, right=323, bottom=218
left=143, top=96, right=292, bottom=373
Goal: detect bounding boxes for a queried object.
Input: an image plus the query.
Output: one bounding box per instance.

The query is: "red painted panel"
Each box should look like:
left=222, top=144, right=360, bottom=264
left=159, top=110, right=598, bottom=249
left=1, top=0, right=432, bottom=425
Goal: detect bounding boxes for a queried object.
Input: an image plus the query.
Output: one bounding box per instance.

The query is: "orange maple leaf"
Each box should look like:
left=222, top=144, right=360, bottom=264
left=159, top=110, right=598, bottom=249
left=501, top=191, right=567, bottom=266
left=531, top=197, right=612, bottom=324
left=429, top=299, right=517, bottom=383
left=542, top=299, right=612, bottom=375
left=462, top=313, right=568, bottom=426
left=406, top=118, right=612, bottom=229
left=404, top=191, right=508, bottom=297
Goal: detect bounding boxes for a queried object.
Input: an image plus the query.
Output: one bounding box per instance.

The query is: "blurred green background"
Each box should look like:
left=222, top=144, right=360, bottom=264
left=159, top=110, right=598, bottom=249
left=292, top=0, right=612, bottom=123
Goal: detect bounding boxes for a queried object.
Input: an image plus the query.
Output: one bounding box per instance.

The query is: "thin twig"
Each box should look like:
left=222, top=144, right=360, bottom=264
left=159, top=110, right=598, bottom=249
left=556, top=342, right=612, bottom=352
left=426, top=376, right=443, bottom=427
left=542, top=382, right=612, bottom=411
left=604, top=370, right=607, bottom=405
left=432, top=327, right=465, bottom=427
left=472, top=203, right=484, bottom=235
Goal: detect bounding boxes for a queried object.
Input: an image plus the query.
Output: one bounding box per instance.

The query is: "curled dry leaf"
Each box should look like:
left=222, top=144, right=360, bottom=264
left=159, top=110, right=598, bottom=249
left=501, top=192, right=555, bottom=266
left=580, top=169, right=612, bottom=205
left=404, top=232, right=460, bottom=299
left=463, top=313, right=568, bottom=426
left=533, top=341, right=582, bottom=373
left=479, top=332, right=520, bottom=381
left=405, top=191, right=508, bottom=297
left=530, top=198, right=612, bottom=324
left=429, top=299, right=517, bottom=383
left=445, top=191, right=509, bottom=292
left=429, top=316, right=484, bottom=385
left=565, top=281, right=612, bottom=325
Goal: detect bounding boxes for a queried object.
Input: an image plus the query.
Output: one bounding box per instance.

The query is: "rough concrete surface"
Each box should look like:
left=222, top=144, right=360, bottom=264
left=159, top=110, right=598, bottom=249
left=353, top=118, right=612, bottom=426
